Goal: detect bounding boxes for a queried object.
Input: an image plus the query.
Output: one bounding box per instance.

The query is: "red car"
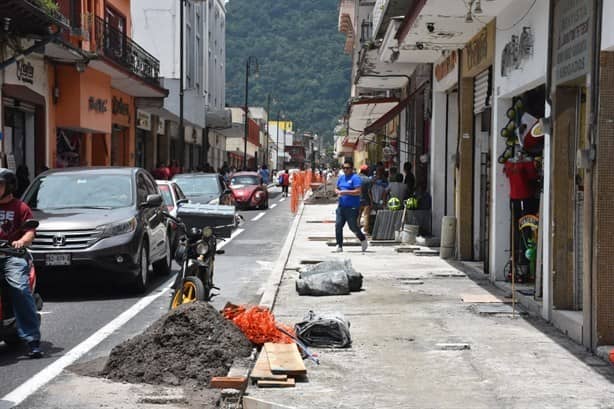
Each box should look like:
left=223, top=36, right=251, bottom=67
left=229, top=172, right=269, bottom=209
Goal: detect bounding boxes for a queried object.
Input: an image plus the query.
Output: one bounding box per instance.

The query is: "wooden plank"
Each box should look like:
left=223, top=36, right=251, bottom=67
left=257, top=378, right=296, bottom=388
left=209, top=376, right=247, bottom=389
left=264, top=343, right=307, bottom=376
left=251, top=349, right=288, bottom=382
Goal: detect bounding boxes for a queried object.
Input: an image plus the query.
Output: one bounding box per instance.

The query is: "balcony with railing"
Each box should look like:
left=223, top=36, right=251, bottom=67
left=93, top=16, right=160, bottom=86
left=0, top=0, right=70, bottom=36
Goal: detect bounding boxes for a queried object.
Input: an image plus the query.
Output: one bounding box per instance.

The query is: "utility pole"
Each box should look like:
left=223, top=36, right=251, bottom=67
left=276, top=110, right=280, bottom=170
left=266, top=93, right=271, bottom=169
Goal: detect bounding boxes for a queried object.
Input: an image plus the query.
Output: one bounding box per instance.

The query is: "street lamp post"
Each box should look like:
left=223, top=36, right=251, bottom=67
left=243, top=56, right=259, bottom=169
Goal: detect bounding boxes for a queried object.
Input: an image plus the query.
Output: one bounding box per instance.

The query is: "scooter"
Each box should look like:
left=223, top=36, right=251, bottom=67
left=164, top=213, right=234, bottom=309
left=0, top=219, right=43, bottom=346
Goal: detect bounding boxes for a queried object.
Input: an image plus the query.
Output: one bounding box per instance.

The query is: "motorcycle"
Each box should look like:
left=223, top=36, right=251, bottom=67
left=164, top=212, right=235, bottom=309
left=0, top=219, right=43, bottom=346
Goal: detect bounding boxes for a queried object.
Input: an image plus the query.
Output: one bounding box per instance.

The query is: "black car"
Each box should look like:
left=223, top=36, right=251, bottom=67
left=22, top=167, right=171, bottom=292
left=172, top=173, right=234, bottom=205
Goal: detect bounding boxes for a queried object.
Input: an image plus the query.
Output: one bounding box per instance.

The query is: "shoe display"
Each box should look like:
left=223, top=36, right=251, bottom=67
left=361, top=240, right=368, bottom=252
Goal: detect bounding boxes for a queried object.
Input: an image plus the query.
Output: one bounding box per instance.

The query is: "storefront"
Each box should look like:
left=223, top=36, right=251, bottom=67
left=110, top=89, right=134, bottom=167
left=431, top=51, right=459, bottom=238
left=1, top=55, right=48, bottom=176
left=491, top=0, right=550, bottom=308
left=548, top=0, right=598, bottom=347
left=458, top=21, right=495, bottom=263
left=136, top=110, right=153, bottom=170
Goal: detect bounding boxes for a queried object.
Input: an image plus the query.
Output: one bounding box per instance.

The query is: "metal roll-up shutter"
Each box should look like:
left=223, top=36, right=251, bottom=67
left=473, top=69, right=491, bottom=115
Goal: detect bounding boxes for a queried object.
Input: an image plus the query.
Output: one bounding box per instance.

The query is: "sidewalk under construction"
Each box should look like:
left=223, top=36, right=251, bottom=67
left=245, top=202, right=614, bottom=409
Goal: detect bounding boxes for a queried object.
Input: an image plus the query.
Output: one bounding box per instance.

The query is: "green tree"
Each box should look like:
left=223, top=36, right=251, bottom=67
left=226, top=0, right=351, bottom=146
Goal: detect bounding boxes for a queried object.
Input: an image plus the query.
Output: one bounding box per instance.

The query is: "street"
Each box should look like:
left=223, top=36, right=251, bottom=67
left=0, top=187, right=293, bottom=406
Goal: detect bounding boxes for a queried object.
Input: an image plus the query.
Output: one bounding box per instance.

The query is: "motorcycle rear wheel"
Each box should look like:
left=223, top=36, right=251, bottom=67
left=169, top=276, right=206, bottom=309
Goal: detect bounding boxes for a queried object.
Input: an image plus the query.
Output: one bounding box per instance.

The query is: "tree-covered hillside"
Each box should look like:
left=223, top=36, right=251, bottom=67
left=225, top=0, right=351, bottom=145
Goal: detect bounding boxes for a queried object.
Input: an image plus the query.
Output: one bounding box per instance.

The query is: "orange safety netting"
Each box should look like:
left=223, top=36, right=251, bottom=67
left=222, top=304, right=295, bottom=345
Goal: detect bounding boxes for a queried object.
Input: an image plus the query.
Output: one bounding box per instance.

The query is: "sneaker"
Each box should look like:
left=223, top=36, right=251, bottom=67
left=333, top=246, right=343, bottom=253
left=27, top=340, right=43, bottom=359
left=361, top=240, right=368, bottom=252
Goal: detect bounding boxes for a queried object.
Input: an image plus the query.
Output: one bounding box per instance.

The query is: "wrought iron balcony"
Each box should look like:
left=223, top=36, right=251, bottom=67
left=94, top=16, right=160, bottom=85
left=0, top=0, right=70, bottom=36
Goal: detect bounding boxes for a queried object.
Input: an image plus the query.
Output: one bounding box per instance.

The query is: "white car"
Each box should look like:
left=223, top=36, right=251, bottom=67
left=156, top=180, right=189, bottom=252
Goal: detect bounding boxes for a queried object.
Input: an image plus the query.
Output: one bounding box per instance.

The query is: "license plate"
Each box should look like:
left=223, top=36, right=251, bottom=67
left=45, top=254, right=71, bottom=266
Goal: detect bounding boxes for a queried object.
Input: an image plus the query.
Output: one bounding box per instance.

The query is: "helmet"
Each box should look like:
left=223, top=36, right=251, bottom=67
left=387, top=197, right=401, bottom=211
left=405, top=197, right=418, bottom=210
left=0, top=168, right=17, bottom=198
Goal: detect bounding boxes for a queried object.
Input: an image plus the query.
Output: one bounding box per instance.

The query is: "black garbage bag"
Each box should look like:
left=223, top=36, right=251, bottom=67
left=294, top=311, right=351, bottom=348
left=298, top=259, right=363, bottom=293
left=296, top=270, right=350, bottom=296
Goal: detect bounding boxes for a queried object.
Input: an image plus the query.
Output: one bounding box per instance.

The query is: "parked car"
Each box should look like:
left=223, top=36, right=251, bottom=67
left=22, top=167, right=171, bottom=292
left=172, top=173, right=234, bottom=206
left=156, top=180, right=189, bottom=253
left=229, top=171, right=269, bottom=209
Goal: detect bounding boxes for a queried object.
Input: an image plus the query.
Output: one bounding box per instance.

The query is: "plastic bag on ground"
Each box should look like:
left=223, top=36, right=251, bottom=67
left=294, top=310, right=352, bottom=348
left=299, top=258, right=363, bottom=292
left=296, top=270, right=350, bottom=296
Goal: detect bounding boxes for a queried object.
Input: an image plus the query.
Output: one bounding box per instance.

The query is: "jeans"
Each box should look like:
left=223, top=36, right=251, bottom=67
left=0, top=256, right=40, bottom=343
left=336, top=206, right=366, bottom=247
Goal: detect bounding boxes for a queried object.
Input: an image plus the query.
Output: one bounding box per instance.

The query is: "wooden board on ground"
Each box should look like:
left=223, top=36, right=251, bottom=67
left=251, top=349, right=288, bottom=383
left=209, top=376, right=247, bottom=389
left=461, top=294, right=513, bottom=303
left=257, top=378, right=296, bottom=388
left=264, top=343, right=307, bottom=376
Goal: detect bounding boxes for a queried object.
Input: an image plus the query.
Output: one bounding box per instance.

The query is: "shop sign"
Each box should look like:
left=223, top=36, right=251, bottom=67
left=112, top=96, right=130, bottom=117
left=462, top=21, right=495, bottom=78
left=137, top=110, right=151, bottom=130
left=435, top=51, right=457, bottom=82
left=552, top=0, right=593, bottom=86
left=501, top=27, right=534, bottom=77
left=16, top=60, right=34, bottom=84
left=157, top=119, right=166, bottom=135
left=88, top=97, right=108, bottom=113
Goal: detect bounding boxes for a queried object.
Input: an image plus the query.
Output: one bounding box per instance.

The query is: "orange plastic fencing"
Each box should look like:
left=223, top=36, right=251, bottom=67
left=223, top=304, right=295, bottom=345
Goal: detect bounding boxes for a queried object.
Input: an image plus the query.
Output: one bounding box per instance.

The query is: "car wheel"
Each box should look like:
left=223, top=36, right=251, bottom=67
left=153, top=235, right=172, bottom=276
left=132, top=244, right=149, bottom=293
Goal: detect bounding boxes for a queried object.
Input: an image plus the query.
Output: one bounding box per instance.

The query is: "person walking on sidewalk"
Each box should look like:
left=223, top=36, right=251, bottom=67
left=280, top=169, right=290, bottom=197
left=334, top=161, right=368, bottom=253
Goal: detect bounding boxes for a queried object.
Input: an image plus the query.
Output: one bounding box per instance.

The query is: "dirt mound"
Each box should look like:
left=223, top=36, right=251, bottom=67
left=102, top=302, right=253, bottom=387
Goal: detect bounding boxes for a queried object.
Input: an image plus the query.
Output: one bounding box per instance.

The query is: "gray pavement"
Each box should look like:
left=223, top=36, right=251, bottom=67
left=246, top=203, right=614, bottom=409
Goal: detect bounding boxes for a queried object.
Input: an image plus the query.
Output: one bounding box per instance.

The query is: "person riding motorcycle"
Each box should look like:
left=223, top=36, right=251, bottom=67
left=0, top=168, right=41, bottom=358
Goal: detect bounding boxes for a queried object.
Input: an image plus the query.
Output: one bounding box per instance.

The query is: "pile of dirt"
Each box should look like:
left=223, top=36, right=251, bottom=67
left=102, top=302, right=253, bottom=387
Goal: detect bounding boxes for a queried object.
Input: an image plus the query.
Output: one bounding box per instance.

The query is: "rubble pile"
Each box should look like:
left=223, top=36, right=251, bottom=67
left=102, top=302, right=253, bottom=387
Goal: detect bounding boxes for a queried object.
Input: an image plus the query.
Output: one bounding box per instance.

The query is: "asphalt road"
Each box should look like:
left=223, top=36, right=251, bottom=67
left=0, top=186, right=294, bottom=406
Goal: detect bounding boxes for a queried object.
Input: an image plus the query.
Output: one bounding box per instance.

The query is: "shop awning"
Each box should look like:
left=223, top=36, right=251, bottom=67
left=364, top=81, right=430, bottom=134
left=347, top=97, right=399, bottom=146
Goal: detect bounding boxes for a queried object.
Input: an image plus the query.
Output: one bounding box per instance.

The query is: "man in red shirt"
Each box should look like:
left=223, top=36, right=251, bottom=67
left=280, top=170, right=290, bottom=197
left=0, top=169, right=41, bottom=358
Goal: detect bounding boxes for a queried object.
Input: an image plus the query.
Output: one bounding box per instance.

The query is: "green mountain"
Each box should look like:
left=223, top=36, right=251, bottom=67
left=225, top=0, right=351, bottom=146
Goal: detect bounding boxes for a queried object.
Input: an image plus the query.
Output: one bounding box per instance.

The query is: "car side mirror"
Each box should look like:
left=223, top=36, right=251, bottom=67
left=177, top=198, right=189, bottom=206
left=23, top=219, right=39, bottom=230
left=141, top=194, right=163, bottom=208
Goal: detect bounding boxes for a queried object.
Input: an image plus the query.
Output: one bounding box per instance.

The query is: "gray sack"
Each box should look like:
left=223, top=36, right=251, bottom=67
left=294, top=310, right=352, bottom=348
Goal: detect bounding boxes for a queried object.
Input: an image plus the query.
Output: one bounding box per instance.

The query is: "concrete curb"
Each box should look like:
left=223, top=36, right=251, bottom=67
left=258, top=202, right=305, bottom=309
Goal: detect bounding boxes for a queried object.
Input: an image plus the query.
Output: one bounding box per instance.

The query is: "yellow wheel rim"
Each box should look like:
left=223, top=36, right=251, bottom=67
left=171, top=281, right=199, bottom=309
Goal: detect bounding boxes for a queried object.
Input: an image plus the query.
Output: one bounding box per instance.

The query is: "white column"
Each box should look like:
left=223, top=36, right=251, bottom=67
left=430, top=89, right=447, bottom=238
left=542, top=102, right=552, bottom=321
left=489, top=97, right=512, bottom=281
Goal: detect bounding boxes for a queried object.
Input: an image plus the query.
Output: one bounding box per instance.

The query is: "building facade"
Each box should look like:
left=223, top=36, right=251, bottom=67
left=337, top=0, right=614, bottom=352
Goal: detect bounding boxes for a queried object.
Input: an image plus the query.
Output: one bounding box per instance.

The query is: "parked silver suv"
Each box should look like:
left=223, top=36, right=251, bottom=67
left=22, top=167, right=171, bottom=292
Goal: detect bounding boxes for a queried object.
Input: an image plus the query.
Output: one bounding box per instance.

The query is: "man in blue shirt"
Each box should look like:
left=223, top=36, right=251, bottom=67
left=334, top=161, right=368, bottom=253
